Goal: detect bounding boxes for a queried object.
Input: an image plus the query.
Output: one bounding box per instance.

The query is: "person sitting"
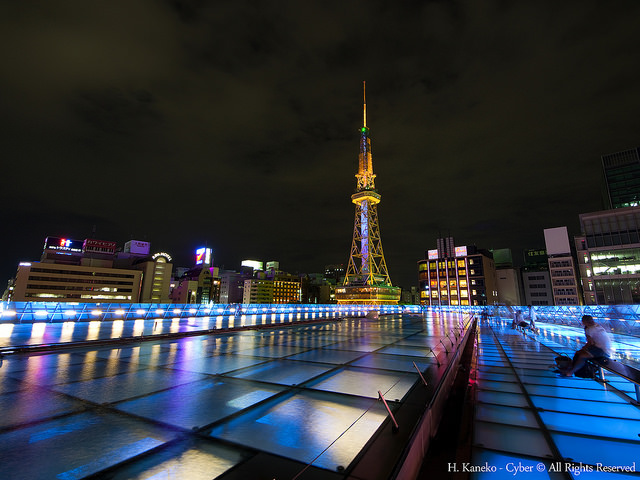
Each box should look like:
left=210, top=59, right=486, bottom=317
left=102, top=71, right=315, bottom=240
left=560, top=315, right=612, bottom=377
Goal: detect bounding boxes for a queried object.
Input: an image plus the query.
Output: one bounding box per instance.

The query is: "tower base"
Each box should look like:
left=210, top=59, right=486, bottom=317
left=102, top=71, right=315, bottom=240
left=335, top=285, right=401, bottom=305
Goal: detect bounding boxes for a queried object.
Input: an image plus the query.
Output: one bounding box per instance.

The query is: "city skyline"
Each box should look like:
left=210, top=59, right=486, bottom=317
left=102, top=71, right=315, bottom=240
left=2, top=1, right=640, bottom=289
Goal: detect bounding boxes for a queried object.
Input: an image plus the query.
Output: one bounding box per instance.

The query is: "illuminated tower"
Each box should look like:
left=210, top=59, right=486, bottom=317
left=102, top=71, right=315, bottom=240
left=336, top=83, right=401, bottom=305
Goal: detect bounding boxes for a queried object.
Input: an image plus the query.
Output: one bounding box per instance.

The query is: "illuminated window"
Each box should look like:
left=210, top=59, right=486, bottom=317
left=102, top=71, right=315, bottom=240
left=460, top=280, right=467, bottom=288
left=458, top=269, right=466, bottom=276
left=457, top=260, right=465, bottom=268
left=449, top=280, right=457, bottom=287
left=440, top=280, right=447, bottom=288
left=430, top=280, right=437, bottom=287
left=431, top=291, right=438, bottom=298
left=460, top=289, right=468, bottom=298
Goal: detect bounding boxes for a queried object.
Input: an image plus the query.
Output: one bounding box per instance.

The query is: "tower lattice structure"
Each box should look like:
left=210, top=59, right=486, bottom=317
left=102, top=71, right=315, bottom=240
left=336, top=83, right=400, bottom=305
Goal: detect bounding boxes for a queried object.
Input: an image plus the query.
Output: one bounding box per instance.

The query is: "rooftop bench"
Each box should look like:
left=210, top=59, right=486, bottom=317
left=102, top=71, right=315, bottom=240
left=590, top=356, right=640, bottom=403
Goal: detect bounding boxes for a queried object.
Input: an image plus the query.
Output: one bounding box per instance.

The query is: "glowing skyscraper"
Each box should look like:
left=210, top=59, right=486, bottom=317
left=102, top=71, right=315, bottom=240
left=336, top=83, right=401, bottom=305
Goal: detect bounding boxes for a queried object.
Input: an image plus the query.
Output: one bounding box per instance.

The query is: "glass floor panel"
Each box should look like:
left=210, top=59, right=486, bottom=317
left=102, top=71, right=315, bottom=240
left=0, top=410, right=177, bottom=480
left=114, top=378, right=285, bottom=430
left=476, top=390, right=529, bottom=407
left=475, top=403, right=539, bottom=428
left=308, top=367, right=417, bottom=400
left=540, top=410, right=640, bottom=441
left=473, top=421, right=553, bottom=458
left=0, top=388, right=86, bottom=429
left=208, top=389, right=388, bottom=471
left=106, top=439, right=245, bottom=480
left=285, top=349, right=367, bottom=364
left=530, top=395, right=640, bottom=419
left=552, top=432, right=640, bottom=470
left=52, top=368, right=210, bottom=404
left=349, top=353, right=436, bottom=372
left=167, top=354, right=272, bottom=375
left=225, top=359, right=335, bottom=386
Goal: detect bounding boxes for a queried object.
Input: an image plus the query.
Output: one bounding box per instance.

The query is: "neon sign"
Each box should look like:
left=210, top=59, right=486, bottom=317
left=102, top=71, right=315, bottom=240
left=195, top=247, right=212, bottom=265
left=44, top=236, right=83, bottom=253
left=455, top=246, right=468, bottom=257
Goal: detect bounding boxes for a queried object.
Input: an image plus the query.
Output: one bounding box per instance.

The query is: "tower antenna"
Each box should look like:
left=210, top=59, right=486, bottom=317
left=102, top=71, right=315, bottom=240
left=363, top=81, right=367, bottom=128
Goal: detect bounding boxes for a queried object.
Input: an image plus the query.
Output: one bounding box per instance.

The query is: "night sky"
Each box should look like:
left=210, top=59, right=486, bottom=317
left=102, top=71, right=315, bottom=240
left=2, top=1, right=639, bottom=290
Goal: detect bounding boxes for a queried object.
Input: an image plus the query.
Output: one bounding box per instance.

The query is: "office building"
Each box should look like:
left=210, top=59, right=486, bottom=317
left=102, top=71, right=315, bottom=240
left=521, top=249, right=553, bottom=306
left=601, top=147, right=640, bottom=209
left=242, top=278, right=275, bottom=304
left=12, top=262, right=142, bottom=303
left=137, top=253, right=173, bottom=303
left=544, top=227, right=582, bottom=305
left=575, top=206, right=640, bottom=304
left=418, top=241, right=498, bottom=306
left=11, top=236, right=143, bottom=303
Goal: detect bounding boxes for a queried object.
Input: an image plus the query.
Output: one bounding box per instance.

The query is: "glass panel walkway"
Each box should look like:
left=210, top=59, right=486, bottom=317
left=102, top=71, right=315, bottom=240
left=471, top=318, right=640, bottom=479
left=2, top=310, right=639, bottom=479
left=0, top=313, right=469, bottom=479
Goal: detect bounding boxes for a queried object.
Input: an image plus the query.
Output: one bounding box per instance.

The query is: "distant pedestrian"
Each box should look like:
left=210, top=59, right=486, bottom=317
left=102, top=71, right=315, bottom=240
left=528, top=306, right=538, bottom=333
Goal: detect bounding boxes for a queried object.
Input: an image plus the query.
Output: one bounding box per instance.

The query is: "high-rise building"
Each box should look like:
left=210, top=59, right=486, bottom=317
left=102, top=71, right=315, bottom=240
left=336, top=83, right=400, bottom=305
left=521, top=249, right=553, bottom=306
left=544, top=227, right=582, bottom=305
left=601, top=147, right=640, bottom=209
left=575, top=206, right=640, bottom=304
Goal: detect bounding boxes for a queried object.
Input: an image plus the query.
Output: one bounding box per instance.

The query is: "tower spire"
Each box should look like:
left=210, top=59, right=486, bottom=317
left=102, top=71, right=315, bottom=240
left=363, top=81, right=366, bottom=128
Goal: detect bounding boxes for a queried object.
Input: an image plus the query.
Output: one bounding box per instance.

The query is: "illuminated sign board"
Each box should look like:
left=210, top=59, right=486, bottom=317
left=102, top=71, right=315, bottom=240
left=83, top=238, right=117, bottom=254
left=428, top=249, right=438, bottom=260
left=241, top=260, right=264, bottom=271
left=195, top=247, right=212, bottom=265
left=152, top=252, right=172, bottom=262
left=455, top=246, right=468, bottom=257
left=44, top=237, right=83, bottom=253
left=124, top=240, right=150, bottom=255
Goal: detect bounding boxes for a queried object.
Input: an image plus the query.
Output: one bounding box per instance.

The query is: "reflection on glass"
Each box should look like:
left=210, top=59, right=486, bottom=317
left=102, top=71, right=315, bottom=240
left=0, top=323, right=14, bottom=338
left=86, top=321, right=101, bottom=341
left=81, top=350, right=99, bottom=378
left=171, top=318, right=180, bottom=333
left=31, top=323, right=46, bottom=340
left=112, top=320, right=124, bottom=338
left=60, top=321, right=75, bottom=343
left=133, top=319, right=145, bottom=336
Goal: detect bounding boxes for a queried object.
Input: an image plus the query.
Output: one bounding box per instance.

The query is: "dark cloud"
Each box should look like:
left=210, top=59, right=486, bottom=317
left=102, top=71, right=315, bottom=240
left=1, top=0, right=639, bottom=289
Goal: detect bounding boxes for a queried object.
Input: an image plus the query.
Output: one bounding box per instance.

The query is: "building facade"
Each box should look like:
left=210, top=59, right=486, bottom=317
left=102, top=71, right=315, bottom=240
left=12, top=262, right=142, bottom=303
left=418, top=244, right=498, bottom=307
left=575, top=206, right=640, bottom=304
left=521, top=249, right=553, bottom=306
left=601, top=147, right=640, bottom=209
left=544, top=227, right=582, bottom=305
